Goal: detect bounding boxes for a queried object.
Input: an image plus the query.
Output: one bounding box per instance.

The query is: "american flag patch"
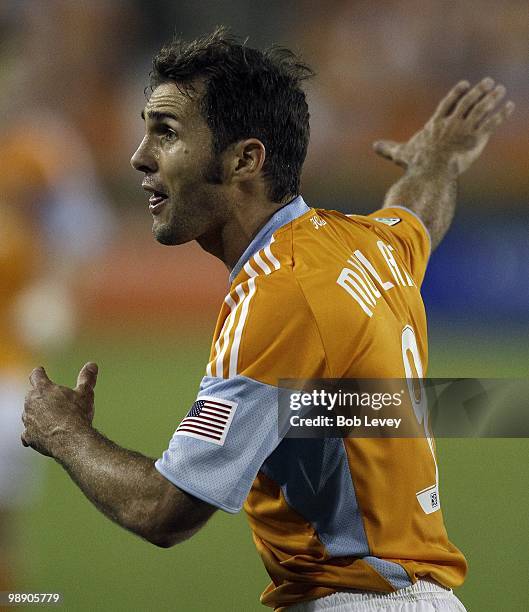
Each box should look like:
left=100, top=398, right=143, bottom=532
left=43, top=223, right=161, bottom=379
left=174, top=396, right=238, bottom=446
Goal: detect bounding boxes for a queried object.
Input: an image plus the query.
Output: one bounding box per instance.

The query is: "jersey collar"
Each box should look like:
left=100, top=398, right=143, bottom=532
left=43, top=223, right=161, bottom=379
left=229, top=195, right=310, bottom=284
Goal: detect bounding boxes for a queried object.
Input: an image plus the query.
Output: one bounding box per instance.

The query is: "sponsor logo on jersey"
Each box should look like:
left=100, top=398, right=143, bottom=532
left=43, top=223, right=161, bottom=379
left=374, top=217, right=401, bottom=226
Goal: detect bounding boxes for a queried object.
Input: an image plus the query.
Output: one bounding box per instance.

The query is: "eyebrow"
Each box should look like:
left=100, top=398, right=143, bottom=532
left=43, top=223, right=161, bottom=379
left=141, top=109, right=179, bottom=122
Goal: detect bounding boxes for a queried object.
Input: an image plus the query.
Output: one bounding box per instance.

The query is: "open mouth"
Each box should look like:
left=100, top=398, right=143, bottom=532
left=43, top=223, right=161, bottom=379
left=148, top=191, right=168, bottom=207
left=143, top=185, right=169, bottom=215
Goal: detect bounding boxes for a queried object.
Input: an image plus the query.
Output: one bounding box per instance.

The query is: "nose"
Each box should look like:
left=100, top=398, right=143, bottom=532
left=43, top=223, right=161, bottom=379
left=130, top=136, right=157, bottom=173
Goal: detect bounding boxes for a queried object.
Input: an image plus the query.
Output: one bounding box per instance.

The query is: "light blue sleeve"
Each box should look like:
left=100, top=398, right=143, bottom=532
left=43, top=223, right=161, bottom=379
left=155, top=375, right=281, bottom=513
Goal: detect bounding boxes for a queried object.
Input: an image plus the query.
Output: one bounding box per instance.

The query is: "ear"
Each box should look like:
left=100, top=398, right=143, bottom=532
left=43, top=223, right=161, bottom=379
left=228, top=138, right=266, bottom=184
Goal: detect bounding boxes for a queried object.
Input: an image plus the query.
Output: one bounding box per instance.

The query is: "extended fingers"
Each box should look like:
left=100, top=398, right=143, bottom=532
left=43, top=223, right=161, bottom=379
left=454, top=77, right=495, bottom=118
left=479, top=101, right=515, bottom=134
left=467, top=84, right=505, bottom=126
left=444, top=77, right=514, bottom=133
left=433, top=80, right=470, bottom=119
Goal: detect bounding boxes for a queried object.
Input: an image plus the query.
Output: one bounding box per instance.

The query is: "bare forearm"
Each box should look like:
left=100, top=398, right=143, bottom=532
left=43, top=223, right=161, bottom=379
left=52, top=427, right=181, bottom=545
left=22, top=366, right=216, bottom=547
left=383, top=162, right=457, bottom=251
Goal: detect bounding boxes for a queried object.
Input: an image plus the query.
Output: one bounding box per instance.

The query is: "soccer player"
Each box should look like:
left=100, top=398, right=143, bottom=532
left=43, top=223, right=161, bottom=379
left=22, top=28, right=513, bottom=611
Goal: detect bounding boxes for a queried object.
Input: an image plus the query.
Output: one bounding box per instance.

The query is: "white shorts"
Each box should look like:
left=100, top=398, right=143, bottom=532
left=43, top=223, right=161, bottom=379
left=286, top=580, right=467, bottom=611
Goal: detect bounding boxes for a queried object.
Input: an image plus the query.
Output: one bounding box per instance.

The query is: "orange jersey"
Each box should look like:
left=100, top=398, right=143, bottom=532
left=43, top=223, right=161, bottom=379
left=156, top=196, right=466, bottom=609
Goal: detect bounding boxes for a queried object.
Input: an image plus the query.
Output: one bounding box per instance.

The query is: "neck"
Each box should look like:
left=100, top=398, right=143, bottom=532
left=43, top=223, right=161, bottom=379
left=196, top=195, right=291, bottom=270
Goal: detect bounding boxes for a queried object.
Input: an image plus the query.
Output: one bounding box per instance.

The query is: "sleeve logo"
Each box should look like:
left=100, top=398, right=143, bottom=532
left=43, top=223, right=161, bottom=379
left=374, top=217, right=401, bottom=226
left=174, top=396, right=238, bottom=446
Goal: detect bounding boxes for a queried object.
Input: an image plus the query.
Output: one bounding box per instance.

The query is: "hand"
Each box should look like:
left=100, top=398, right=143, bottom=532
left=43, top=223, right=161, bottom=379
left=21, top=363, right=99, bottom=457
left=373, top=78, right=515, bottom=176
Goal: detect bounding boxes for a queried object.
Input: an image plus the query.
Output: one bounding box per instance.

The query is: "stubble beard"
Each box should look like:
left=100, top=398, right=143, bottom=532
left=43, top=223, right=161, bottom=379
left=152, top=195, right=202, bottom=246
left=152, top=216, right=183, bottom=245
left=153, top=155, right=225, bottom=247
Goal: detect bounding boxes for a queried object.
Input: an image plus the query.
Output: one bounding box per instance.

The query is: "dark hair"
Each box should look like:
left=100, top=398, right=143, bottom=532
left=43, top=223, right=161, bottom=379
left=150, top=26, right=314, bottom=202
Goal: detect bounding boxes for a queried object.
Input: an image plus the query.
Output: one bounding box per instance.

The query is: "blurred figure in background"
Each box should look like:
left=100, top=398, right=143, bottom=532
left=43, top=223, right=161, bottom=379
left=1, top=117, right=115, bottom=351
left=0, top=2, right=115, bottom=588
left=0, top=172, right=41, bottom=592
left=0, top=111, right=114, bottom=591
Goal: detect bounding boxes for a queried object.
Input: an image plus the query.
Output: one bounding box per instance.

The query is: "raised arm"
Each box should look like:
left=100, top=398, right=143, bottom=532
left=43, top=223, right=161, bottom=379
left=374, top=78, right=514, bottom=251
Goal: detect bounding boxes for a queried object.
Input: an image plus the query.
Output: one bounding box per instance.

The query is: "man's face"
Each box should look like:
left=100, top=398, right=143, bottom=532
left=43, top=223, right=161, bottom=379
left=131, top=82, right=226, bottom=245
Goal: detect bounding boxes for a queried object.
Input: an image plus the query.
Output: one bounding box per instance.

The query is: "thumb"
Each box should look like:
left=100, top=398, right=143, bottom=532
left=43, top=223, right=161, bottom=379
left=29, top=366, right=53, bottom=388
left=373, top=139, right=401, bottom=161
left=76, top=362, right=99, bottom=394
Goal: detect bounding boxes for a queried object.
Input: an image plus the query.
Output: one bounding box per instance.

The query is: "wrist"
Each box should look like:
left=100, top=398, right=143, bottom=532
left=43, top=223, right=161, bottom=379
left=51, top=420, right=96, bottom=463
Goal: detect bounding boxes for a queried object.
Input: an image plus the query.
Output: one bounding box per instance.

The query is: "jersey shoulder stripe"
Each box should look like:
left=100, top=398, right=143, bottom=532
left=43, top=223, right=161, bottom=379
left=207, top=236, right=281, bottom=379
